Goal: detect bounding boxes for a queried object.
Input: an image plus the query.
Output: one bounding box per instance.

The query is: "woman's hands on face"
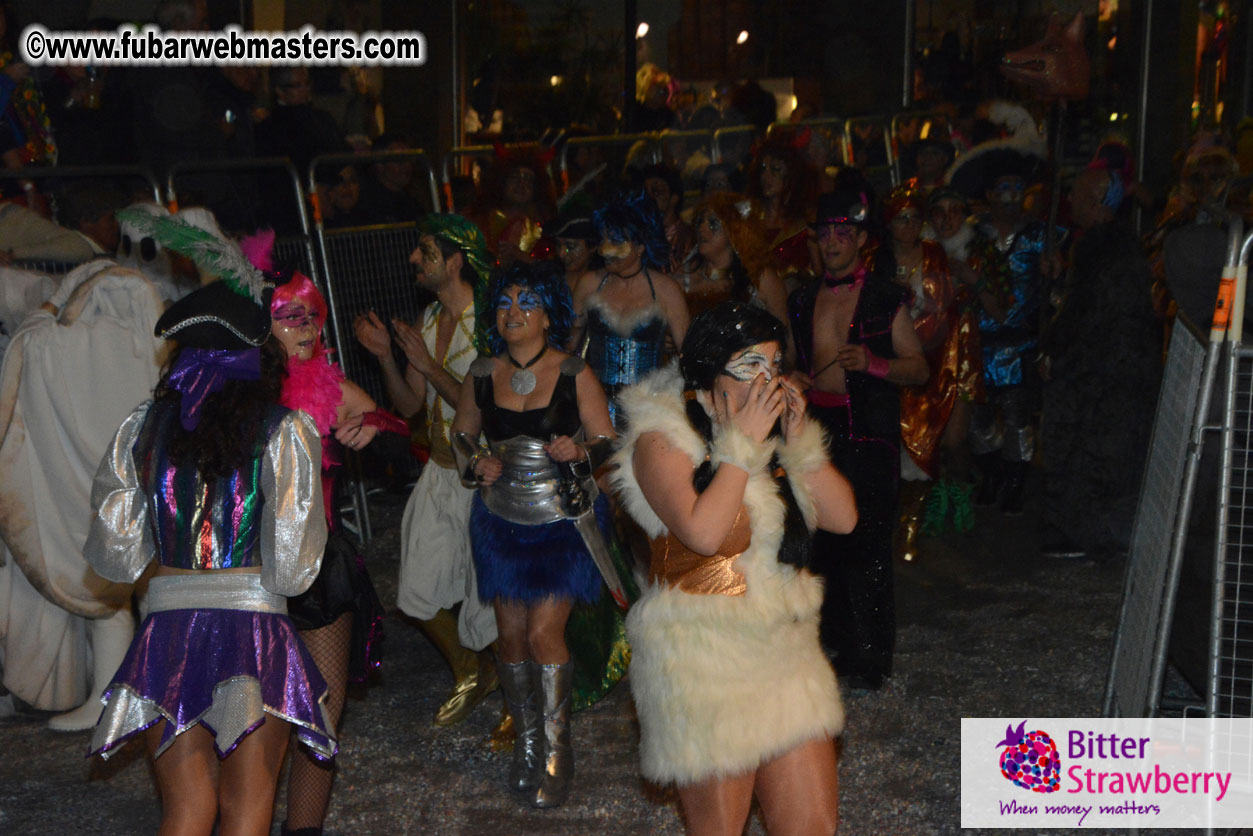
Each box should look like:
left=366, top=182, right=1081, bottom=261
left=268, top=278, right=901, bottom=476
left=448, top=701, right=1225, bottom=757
left=715, top=374, right=784, bottom=444
left=778, top=376, right=806, bottom=442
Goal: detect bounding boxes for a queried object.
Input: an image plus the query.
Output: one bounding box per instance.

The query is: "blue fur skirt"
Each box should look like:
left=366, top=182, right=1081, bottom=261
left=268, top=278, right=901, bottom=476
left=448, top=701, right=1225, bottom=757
left=470, top=493, right=608, bottom=605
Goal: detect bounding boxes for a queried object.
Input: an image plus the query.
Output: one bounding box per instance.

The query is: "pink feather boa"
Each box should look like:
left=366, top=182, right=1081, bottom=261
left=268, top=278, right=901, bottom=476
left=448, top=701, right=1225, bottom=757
left=280, top=348, right=345, bottom=469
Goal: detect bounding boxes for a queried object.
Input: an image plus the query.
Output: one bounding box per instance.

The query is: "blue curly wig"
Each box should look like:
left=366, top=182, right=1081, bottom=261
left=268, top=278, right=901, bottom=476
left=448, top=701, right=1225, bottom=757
left=479, top=259, right=575, bottom=356
left=593, top=191, right=670, bottom=271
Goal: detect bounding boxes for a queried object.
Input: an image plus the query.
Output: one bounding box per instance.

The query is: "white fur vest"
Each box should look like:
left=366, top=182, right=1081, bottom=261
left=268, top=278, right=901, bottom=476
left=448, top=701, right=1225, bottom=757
left=610, top=365, right=844, bottom=785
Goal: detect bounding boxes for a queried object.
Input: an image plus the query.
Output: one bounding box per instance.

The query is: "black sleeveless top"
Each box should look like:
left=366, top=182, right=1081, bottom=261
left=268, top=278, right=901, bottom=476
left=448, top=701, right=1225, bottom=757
left=789, top=277, right=908, bottom=440
left=472, top=355, right=585, bottom=442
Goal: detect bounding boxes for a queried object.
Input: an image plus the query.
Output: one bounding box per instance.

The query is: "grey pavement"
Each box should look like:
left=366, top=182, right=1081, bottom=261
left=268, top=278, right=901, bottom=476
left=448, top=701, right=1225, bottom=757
left=0, top=483, right=1216, bottom=835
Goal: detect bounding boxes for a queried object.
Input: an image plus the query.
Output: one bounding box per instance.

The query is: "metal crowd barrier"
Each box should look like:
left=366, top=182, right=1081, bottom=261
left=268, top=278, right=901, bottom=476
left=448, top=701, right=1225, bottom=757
left=166, top=156, right=321, bottom=290
left=711, top=125, right=758, bottom=165
left=323, top=147, right=440, bottom=216
left=0, top=164, right=162, bottom=274
left=441, top=142, right=556, bottom=212
left=307, top=219, right=425, bottom=408
left=310, top=151, right=445, bottom=541
left=841, top=115, right=894, bottom=197
left=766, top=118, right=847, bottom=172
left=1105, top=219, right=1253, bottom=732
left=1103, top=311, right=1208, bottom=718
left=3, top=162, right=163, bottom=222
left=888, top=108, right=953, bottom=186
left=557, top=132, right=659, bottom=194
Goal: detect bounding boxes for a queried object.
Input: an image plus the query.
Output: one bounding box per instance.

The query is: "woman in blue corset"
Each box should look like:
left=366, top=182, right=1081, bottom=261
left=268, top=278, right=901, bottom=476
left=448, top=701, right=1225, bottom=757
left=570, top=192, right=690, bottom=426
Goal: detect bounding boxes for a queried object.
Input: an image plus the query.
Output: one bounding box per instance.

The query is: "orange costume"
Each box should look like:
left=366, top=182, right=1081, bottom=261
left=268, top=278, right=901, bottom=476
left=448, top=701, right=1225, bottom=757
left=768, top=223, right=814, bottom=281
left=897, top=241, right=983, bottom=478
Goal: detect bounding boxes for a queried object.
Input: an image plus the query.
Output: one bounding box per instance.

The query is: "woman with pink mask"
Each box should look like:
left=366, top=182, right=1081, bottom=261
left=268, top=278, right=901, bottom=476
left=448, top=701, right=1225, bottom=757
left=245, top=231, right=401, bottom=836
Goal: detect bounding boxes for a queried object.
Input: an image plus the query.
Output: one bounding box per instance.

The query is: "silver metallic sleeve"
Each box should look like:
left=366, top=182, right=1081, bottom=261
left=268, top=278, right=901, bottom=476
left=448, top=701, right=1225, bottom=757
left=84, top=401, right=156, bottom=583
left=453, top=431, right=485, bottom=488
left=260, top=410, right=327, bottom=596
left=582, top=435, right=614, bottom=472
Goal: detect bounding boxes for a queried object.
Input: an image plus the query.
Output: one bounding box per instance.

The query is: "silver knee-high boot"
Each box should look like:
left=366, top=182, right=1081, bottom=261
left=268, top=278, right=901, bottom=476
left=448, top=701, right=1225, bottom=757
left=497, top=660, right=542, bottom=791
left=532, top=661, right=574, bottom=808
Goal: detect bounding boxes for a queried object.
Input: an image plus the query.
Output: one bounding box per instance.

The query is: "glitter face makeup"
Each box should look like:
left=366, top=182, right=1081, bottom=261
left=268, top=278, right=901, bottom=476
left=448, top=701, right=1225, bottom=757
left=698, top=213, right=723, bottom=233
left=419, top=240, right=443, bottom=263
left=815, top=224, right=858, bottom=244
left=496, top=288, right=543, bottom=314
left=721, top=343, right=784, bottom=382
left=271, top=303, right=318, bottom=361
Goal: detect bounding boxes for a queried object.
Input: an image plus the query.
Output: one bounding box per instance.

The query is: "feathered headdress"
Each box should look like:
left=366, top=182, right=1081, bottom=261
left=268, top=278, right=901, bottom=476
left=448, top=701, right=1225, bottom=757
left=116, top=208, right=270, bottom=303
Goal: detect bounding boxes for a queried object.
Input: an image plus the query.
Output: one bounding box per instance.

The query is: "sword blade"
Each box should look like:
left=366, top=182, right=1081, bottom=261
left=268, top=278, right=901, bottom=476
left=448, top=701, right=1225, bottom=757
left=570, top=511, right=629, bottom=610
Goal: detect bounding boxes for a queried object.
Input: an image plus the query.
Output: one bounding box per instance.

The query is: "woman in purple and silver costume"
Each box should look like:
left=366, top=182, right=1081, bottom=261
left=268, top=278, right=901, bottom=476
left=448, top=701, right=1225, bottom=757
left=83, top=215, right=333, bottom=836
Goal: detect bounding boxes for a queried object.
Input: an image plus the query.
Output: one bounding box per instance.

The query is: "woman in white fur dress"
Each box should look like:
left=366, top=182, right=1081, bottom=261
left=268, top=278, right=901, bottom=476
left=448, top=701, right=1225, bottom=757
left=611, top=302, right=857, bottom=834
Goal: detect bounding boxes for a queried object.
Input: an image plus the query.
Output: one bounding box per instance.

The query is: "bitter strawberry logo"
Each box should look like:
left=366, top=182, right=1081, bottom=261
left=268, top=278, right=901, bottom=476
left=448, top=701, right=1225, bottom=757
left=996, top=720, right=1061, bottom=793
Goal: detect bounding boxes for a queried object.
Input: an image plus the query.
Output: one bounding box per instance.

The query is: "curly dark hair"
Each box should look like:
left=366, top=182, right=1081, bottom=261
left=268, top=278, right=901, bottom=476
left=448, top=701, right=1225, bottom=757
left=154, top=337, right=287, bottom=479
left=479, top=259, right=574, bottom=356
left=745, top=135, right=817, bottom=225
left=593, top=191, right=671, bottom=271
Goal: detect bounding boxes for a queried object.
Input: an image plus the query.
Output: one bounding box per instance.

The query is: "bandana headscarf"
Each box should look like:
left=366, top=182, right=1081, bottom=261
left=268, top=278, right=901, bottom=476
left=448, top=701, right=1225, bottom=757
left=420, top=214, right=493, bottom=286
left=167, top=347, right=262, bottom=430
left=421, top=213, right=495, bottom=352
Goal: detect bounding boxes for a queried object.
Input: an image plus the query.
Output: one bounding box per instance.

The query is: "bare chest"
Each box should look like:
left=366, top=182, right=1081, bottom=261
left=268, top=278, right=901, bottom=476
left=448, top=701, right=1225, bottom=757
left=813, top=288, right=860, bottom=352
left=432, top=314, right=457, bottom=364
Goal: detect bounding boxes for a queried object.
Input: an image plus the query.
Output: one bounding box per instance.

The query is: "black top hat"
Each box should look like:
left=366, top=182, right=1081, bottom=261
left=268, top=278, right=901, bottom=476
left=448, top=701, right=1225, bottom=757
left=812, top=188, right=872, bottom=228
left=548, top=212, right=598, bottom=242
left=910, top=135, right=957, bottom=164
left=154, top=280, right=273, bottom=350
left=928, top=185, right=968, bottom=209
left=946, top=146, right=1044, bottom=199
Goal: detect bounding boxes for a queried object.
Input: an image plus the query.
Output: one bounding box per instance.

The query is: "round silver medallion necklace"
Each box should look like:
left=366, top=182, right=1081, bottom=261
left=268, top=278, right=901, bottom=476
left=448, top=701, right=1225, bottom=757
left=508, top=343, right=548, bottom=395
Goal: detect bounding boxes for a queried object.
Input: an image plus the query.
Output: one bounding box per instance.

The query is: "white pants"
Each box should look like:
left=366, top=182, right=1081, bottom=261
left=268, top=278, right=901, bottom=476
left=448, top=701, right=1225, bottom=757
left=396, top=463, right=497, bottom=651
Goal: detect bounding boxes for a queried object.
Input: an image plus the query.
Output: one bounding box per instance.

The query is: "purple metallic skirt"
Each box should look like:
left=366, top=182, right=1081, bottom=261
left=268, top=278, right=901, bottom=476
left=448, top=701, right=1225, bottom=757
left=88, top=575, right=337, bottom=761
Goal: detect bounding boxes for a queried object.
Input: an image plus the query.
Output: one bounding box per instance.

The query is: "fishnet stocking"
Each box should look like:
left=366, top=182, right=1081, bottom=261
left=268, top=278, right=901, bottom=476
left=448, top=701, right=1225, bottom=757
left=284, top=612, right=352, bottom=833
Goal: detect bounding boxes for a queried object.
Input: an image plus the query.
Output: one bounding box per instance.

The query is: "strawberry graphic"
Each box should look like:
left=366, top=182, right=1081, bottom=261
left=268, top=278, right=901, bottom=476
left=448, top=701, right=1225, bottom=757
left=996, top=720, right=1061, bottom=793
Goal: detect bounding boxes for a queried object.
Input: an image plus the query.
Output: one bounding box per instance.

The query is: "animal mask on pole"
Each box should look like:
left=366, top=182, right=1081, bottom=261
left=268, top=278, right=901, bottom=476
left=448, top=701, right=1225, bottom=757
left=1000, top=12, right=1091, bottom=102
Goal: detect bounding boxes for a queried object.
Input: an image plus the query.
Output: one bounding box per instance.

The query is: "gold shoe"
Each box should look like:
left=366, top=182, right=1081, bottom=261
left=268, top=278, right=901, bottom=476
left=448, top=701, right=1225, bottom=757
left=434, top=663, right=499, bottom=726
left=897, top=479, right=929, bottom=563
left=901, top=513, right=921, bottom=563
left=489, top=700, right=517, bottom=752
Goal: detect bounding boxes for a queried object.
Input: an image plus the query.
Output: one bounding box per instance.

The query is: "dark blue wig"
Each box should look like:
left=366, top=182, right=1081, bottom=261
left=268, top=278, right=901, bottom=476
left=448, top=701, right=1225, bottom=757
left=480, top=259, right=575, bottom=356
left=593, top=191, right=671, bottom=271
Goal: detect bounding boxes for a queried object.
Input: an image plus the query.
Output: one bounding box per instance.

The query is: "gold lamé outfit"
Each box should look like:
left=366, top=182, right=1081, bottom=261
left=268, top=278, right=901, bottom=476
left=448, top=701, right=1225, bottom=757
left=898, top=241, right=984, bottom=477
left=648, top=506, right=752, bottom=596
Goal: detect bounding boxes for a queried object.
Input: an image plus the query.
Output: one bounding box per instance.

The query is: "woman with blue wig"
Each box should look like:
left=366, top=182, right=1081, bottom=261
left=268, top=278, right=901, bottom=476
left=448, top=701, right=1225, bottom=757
left=451, top=258, right=617, bottom=808
left=570, top=191, right=690, bottom=426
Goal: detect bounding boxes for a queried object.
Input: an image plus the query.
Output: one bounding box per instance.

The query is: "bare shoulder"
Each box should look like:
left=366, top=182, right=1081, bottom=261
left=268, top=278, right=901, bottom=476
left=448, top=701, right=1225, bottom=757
left=634, top=429, right=700, bottom=472
left=651, top=270, right=685, bottom=299
left=572, top=270, right=600, bottom=303
left=339, top=378, right=375, bottom=413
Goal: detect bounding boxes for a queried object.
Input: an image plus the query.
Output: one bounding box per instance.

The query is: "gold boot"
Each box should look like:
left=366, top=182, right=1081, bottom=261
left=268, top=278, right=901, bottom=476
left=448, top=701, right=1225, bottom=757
left=490, top=703, right=516, bottom=751
left=418, top=609, right=497, bottom=726
left=897, top=479, right=931, bottom=563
